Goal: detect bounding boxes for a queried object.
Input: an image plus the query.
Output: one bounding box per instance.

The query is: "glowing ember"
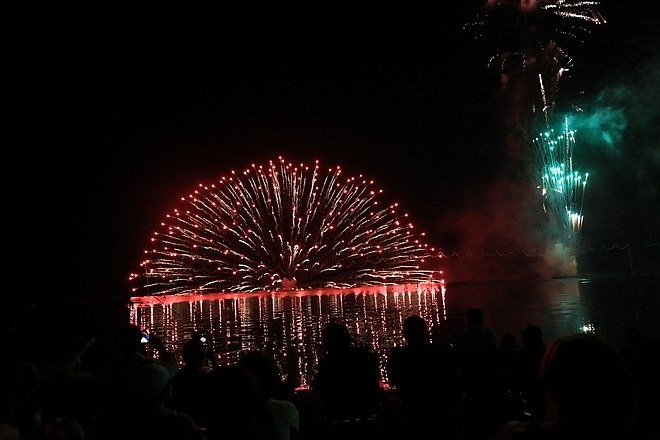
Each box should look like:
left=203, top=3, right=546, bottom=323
left=129, top=157, right=441, bottom=295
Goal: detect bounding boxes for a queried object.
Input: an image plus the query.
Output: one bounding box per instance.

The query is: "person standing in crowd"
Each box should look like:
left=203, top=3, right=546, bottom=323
left=167, top=335, right=218, bottom=428
left=238, top=350, right=300, bottom=440
left=518, top=324, right=547, bottom=421
left=387, top=315, right=462, bottom=439
left=90, top=324, right=178, bottom=440
left=622, top=326, right=660, bottom=439
left=113, top=361, right=203, bottom=440
left=451, top=307, right=505, bottom=437
left=314, top=321, right=381, bottom=422
left=200, top=364, right=276, bottom=440
left=498, top=333, right=637, bottom=440
left=621, top=325, right=644, bottom=368
left=497, top=333, right=523, bottom=399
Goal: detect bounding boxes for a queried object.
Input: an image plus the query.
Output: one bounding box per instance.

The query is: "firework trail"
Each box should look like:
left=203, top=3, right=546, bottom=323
left=532, top=116, right=588, bottom=242
left=461, top=1, right=602, bottom=252
left=129, top=157, right=440, bottom=295
left=464, top=0, right=605, bottom=123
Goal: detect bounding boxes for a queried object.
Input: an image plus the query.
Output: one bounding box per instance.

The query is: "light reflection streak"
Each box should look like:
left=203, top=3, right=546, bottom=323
left=129, top=278, right=656, bottom=389
left=131, top=283, right=445, bottom=387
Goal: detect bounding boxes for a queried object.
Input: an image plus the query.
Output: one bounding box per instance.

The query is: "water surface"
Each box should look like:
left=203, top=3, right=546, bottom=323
left=130, top=276, right=659, bottom=389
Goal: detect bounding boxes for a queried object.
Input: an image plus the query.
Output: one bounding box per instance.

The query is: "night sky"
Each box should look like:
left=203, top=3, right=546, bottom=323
left=14, top=2, right=659, bottom=302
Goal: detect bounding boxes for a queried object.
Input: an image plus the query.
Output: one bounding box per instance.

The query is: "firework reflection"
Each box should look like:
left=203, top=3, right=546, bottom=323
left=130, top=283, right=447, bottom=389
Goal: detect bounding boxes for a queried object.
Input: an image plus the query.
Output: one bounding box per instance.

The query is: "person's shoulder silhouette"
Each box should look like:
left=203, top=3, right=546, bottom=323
left=387, top=315, right=462, bottom=439
left=316, top=321, right=380, bottom=421
left=201, top=364, right=274, bottom=440
left=388, top=315, right=461, bottom=405
left=167, top=338, right=213, bottom=426
left=238, top=350, right=300, bottom=440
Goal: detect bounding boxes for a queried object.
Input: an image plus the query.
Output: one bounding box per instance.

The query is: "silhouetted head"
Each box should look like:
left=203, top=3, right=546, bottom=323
left=403, top=315, right=430, bottom=345
left=130, top=361, right=175, bottom=403
left=238, top=350, right=280, bottom=397
left=521, top=325, right=543, bottom=346
left=202, top=364, right=266, bottom=435
left=540, top=333, right=635, bottom=433
left=115, top=324, right=145, bottom=354
left=182, top=338, right=207, bottom=368
left=465, top=308, right=484, bottom=327
left=322, top=322, right=351, bottom=352
left=501, top=333, right=518, bottom=349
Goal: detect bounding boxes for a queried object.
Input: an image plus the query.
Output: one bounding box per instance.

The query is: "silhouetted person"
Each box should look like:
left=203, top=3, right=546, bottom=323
left=239, top=350, right=300, bottom=440
left=625, top=330, right=660, bottom=440
left=168, top=336, right=218, bottom=428
left=498, top=333, right=522, bottom=390
left=315, top=321, right=381, bottom=422
left=451, top=308, right=499, bottom=372
left=98, top=324, right=177, bottom=403
left=498, top=333, right=637, bottom=440
left=91, top=324, right=177, bottom=440
left=622, top=325, right=644, bottom=368
left=518, top=324, right=547, bottom=421
left=114, top=361, right=203, bottom=440
left=387, top=315, right=462, bottom=439
left=451, top=307, right=503, bottom=437
left=200, top=364, right=276, bottom=440
left=37, top=336, right=103, bottom=439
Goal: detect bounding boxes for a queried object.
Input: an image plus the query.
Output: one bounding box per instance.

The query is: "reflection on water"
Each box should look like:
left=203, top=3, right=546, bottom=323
left=130, top=277, right=659, bottom=389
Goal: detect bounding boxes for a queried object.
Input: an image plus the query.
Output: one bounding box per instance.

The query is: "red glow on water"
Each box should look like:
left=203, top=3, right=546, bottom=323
left=129, top=282, right=445, bottom=306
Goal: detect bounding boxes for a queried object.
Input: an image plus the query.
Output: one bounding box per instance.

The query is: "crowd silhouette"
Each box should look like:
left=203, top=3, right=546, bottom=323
left=2, top=308, right=659, bottom=440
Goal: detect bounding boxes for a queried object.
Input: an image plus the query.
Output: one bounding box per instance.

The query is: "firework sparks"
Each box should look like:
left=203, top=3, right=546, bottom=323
left=464, top=0, right=604, bottom=121
left=463, top=1, right=601, bottom=257
left=129, top=157, right=440, bottom=295
left=532, top=116, right=588, bottom=242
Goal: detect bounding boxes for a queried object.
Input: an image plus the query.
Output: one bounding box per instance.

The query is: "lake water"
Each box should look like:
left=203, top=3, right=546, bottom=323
left=130, top=276, right=660, bottom=389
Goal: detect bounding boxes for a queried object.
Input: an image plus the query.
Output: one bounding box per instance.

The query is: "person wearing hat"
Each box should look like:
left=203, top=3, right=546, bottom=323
left=90, top=325, right=192, bottom=440
left=519, top=324, right=547, bottom=421
left=111, top=361, right=204, bottom=440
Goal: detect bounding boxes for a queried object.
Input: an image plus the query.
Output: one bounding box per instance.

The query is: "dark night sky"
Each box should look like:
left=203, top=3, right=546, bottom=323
left=13, top=2, right=659, bottom=301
